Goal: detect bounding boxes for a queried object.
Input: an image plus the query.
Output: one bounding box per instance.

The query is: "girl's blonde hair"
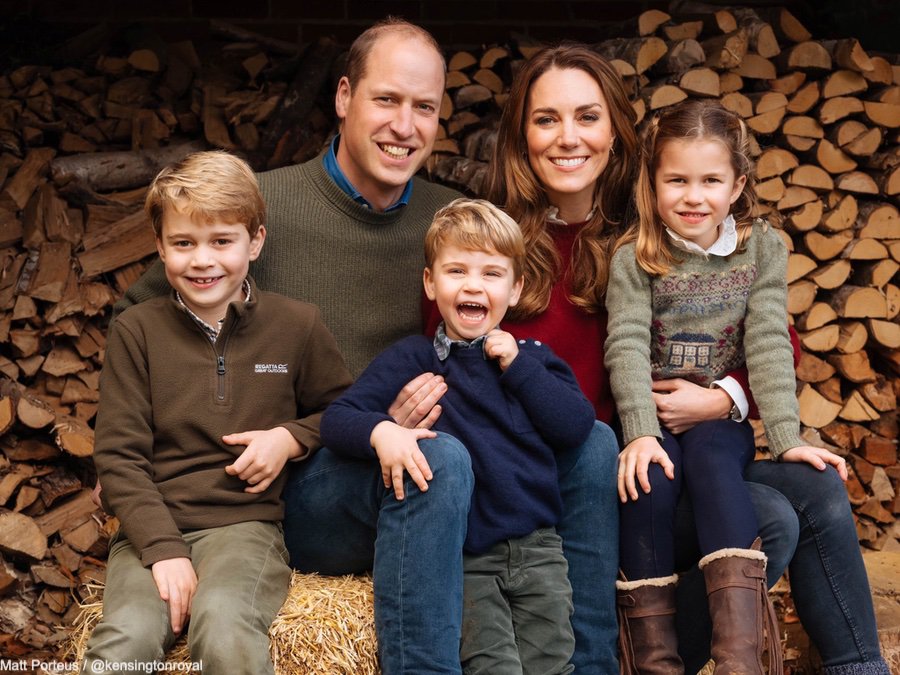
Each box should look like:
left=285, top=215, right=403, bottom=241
left=483, top=43, right=638, bottom=318
left=145, top=150, right=266, bottom=238
left=627, top=99, right=758, bottom=276
left=425, top=198, right=525, bottom=280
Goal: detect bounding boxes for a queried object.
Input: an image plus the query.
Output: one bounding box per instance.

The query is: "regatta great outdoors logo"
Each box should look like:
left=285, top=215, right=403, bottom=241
left=254, top=363, right=288, bottom=374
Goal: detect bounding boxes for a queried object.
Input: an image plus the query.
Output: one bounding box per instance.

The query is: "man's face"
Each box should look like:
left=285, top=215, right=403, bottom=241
left=335, top=33, right=445, bottom=212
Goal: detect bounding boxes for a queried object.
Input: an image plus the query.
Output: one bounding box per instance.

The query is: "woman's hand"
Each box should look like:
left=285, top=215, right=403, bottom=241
left=617, top=436, right=674, bottom=503
left=652, top=378, right=732, bottom=434
left=388, top=373, right=447, bottom=429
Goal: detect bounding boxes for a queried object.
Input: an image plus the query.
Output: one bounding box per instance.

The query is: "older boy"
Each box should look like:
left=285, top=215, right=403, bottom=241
left=321, top=199, right=596, bottom=674
left=82, top=151, right=352, bottom=675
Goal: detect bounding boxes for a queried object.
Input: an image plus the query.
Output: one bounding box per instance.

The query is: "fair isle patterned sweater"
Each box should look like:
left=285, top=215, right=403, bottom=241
left=605, top=221, right=803, bottom=457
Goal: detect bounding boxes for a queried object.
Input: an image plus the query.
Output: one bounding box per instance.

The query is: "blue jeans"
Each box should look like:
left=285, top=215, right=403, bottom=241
left=675, top=462, right=888, bottom=673
left=282, top=433, right=473, bottom=675
left=556, top=421, right=620, bottom=674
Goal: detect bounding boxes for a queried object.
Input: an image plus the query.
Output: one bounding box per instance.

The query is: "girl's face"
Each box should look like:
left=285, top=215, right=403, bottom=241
left=654, top=138, right=747, bottom=249
left=525, top=67, right=616, bottom=222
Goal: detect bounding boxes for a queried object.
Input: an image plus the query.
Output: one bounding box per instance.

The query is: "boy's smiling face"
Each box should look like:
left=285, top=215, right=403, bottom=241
left=156, top=206, right=266, bottom=326
left=423, top=244, right=523, bottom=341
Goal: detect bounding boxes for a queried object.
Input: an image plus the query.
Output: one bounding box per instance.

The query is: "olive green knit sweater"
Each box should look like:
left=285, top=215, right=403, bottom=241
left=119, top=154, right=462, bottom=377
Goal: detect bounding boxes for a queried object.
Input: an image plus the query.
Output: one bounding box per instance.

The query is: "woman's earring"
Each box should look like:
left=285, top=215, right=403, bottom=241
left=610, top=141, right=616, bottom=156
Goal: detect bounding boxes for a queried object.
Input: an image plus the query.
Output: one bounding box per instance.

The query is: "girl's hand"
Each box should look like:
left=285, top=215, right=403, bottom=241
left=370, top=421, right=437, bottom=500
left=223, top=427, right=299, bottom=493
left=780, top=445, right=848, bottom=481
left=484, top=329, right=519, bottom=371
left=617, top=436, right=675, bottom=503
left=652, top=379, right=732, bottom=434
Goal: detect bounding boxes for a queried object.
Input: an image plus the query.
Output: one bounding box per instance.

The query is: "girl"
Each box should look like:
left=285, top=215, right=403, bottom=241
left=605, top=99, right=848, bottom=674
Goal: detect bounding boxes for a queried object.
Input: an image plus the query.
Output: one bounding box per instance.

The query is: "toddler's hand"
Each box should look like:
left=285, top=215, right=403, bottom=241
left=151, top=557, right=197, bottom=634
left=780, top=445, right=848, bottom=480
left=617, top=436, right=675, bottom=503
left=370, top=421, right=437, bottom=500
left=484, top=329, right=519, bottom=371
left=223, top=427, right=300, bottom=493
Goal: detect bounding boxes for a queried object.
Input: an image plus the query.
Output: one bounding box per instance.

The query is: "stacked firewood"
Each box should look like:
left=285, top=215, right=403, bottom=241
left=0, top=2, right=896, bottom=663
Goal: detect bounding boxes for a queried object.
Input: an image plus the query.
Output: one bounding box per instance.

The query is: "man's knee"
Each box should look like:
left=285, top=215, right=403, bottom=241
left=558, top=421, right=618, bottom=483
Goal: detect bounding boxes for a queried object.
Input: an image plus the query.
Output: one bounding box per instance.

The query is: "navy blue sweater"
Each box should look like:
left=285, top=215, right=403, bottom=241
left=321, top=335, right=596, bottom=554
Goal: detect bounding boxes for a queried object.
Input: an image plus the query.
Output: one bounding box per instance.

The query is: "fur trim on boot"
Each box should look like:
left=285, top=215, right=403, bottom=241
left=616, top=574, right=684, bottom=675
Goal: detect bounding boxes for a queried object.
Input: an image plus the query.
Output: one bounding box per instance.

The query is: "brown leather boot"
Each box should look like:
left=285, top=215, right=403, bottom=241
left=616, top=574, right=684, bottom=675
left=699, top=538, right=783, bottom=675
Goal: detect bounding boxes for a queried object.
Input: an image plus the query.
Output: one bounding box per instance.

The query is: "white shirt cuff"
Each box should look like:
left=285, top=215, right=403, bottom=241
left=712, top=376, right=749, bottom=422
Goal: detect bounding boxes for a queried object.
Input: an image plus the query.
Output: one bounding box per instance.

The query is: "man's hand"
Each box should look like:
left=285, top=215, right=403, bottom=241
left=617, top=436, right=675, bottom=503
left=151, top=557, right=197, bottom=634
left=652, top=379, right=732, bottom=434
left=370, top=421, right=436, bottom=500
left=780, top=445, right=848, bottom=480
left=484, top=329, right=519, bottom=371
left=223, top=427, right=300, bottom=493
left=388, top=372, right=447, bottom=429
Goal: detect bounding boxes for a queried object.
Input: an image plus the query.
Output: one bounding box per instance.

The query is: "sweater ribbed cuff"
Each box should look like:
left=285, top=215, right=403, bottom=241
left=766, top=423, right=805, bottom=459
left=620, top=410, right=663, bottom=446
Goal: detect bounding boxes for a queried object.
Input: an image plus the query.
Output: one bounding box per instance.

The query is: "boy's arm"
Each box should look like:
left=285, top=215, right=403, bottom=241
left=500, top=343, right=596, bottom=449
left=93, top=319, right=190, bottom=566
left=322, top=339, right=427, bottom=459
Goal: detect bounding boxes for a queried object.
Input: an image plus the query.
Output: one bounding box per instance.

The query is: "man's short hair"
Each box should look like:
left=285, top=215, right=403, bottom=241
left=344, top=16, right=446, bottom=89
left=145, top=151, right=266, bottom=238
left=425, top=198, right=525, bottom=280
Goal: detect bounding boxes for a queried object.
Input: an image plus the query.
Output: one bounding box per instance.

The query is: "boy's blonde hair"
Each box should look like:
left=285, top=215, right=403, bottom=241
left=145, top=150, right=266, bottom=238
left=424, top=199, right=526, bottom=279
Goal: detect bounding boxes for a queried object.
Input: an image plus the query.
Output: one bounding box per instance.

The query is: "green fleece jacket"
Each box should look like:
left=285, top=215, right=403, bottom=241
left=605, top=222, right=803, bottom=457
left=95, top=280, right=352, bottom=566
left=119, top=153, right=462, bottom=377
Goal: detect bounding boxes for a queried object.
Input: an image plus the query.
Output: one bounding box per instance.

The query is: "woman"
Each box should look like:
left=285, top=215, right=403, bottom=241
left=482, top=43, right=887, bottom=674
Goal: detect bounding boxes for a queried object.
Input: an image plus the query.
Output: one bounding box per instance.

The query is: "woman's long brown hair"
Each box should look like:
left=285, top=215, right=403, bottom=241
left=483, top=43, right=638, bottom=318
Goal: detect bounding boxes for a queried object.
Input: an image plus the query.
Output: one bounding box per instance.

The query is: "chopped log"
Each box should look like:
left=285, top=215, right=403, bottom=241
left=50, top=141, right=204, bottom=192
left=787, top=280, right=817, bottom=314
left=777, top=185, right=817, bottom=210
left=799, top=324, right=839, bottom=352
left=805, top=230, right=851, bottom=260
left=809, top=258, right=851, bottom=290
left=798, top=383, right=842, bottom=428
left=836, top=321, right=869, bottom=354
left=596, top=37, right=668, bottom=75
left=702, top=30, right=748, bottom=70
left=757, top=147, right=798, bottom=178
left=816, top=139, right=858, bottom=173
left=0, top=511, right=47, bottom=561
left=638, top=9, right=671, bottom=36
left=679, top=67, right=719, bottom=97
left=835, top=171, right=879, bottom=195
left=814, top=376, right=842, bottom=404
left=828, top=350, right=876, bottom=383
left=454, top=84, right=492, bottom=110
left=860, top=377, right=897, bottom=412
left=840, top=390, right=881, bottom=422
left=821, top=38, right=874, bottom=73
left=756, top=176, right=786, bottom=202
left=473, top=68, right=504, bottom=95
left=859, top=435, right=898, bottom=466
left=863, top=101, right=900, bottom=129
left=448, top=51, right=477, bottom=71
left=787, top=253, right=817, bottom=282
left=721, top=91, right=753, bottom=117
left=54, top=417, right=94, bottom=458
left=664, top=21, right=703, bottom=42
left=796, top=302, right=838, bottom=331
left=479, top=46, right=508, bottom=70
left=867, top=319, right=900, bottom=350
left=782, top=115, right=824, bottom=138
left=786, top=199, right=823, bottom=232
left=822, top=70, right=868, bottom=99
left=17, top=394, right=55, bottom=429
left=779, top=41, right=832, bottom=72
left=734, top=54, right=776, bottom=80
left=831, top=286, right=888, bottom=319
left=2, top=148, right=56, bottom=210
left=796, top=351, right=836, bottom=383
left=770, top=71, right=808, bottom=95
left=821, top=193, right=857, bottom=232
left=77, top=209, right=155, bottom=278
left=644, top=84, right=688, bottom=110
left=789, top=164, right=834, bottom=191
left=32, top=490, right=96, bottom=538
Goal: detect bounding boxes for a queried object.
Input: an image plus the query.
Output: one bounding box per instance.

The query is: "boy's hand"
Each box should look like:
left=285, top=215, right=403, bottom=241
left=389, top=372, right=447, bottom=429
left=617, top=436, right=675, bottom=503
left=223, top=427, right=300, bottom=493
left=781, top=445, right=848, bottom=480
left=151, top=557, right=197, bottom=634
left=484, top=329, right=519, bottom=371
left=370, top=421, right=436, bottom=500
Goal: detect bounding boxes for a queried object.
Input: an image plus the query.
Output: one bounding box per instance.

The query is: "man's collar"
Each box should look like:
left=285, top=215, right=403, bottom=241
left=665, top=214, right=738, bottom=258
left=323, top=135, right=413, bottom=212
left=433, top=322, right=489, bottom=361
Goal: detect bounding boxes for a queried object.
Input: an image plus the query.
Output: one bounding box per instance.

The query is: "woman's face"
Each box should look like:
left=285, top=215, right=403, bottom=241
left=525, top=67, right=616, bottom=221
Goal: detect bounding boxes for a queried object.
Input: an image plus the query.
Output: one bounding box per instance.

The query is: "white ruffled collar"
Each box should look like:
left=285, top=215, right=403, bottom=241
left=665, top=214, right=738, bottom=257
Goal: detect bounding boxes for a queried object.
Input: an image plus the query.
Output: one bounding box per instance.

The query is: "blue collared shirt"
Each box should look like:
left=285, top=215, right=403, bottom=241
left=432, top=322, right=489, bottom=361
left=322, top=135, right=413, bottom=212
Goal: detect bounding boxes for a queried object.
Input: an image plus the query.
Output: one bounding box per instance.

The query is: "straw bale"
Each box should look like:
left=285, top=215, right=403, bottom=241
left=64, top=572, right=379, bottom=674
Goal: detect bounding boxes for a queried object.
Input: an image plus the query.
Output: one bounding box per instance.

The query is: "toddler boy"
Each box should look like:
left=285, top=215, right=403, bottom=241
left=321, top=198, right=595, bottom=674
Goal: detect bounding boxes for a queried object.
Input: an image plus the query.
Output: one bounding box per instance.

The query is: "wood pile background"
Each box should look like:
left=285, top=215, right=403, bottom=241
left=0, top=2, right=896, bottom=668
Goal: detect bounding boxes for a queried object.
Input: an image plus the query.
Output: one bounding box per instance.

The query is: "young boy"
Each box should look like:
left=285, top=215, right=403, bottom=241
left=321, top=198, right=595, bottom=674
left=82, top=151, right=352, bottom=675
